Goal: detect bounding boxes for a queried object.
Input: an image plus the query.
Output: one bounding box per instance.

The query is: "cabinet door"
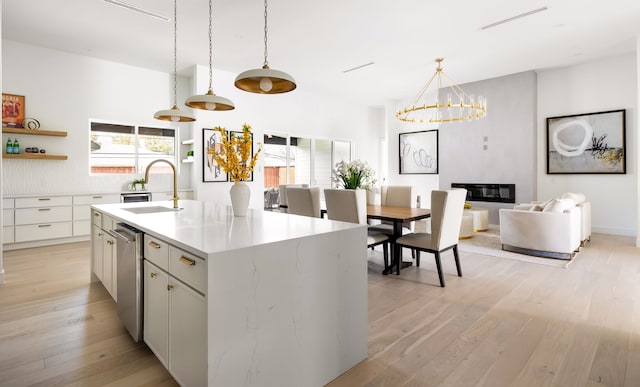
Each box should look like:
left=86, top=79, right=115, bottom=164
left=91, top=225, right=104, bottom=282
left=144, top=260, right=169, bottom=368
left=169, top=279, right=206, bottom=387
left=102, top=233, right=116, bottom=300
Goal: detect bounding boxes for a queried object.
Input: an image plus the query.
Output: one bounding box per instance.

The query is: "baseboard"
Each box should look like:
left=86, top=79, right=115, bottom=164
left=501, top=244, right=574, bottom=260
left=2, top=236, right=90, bottom=251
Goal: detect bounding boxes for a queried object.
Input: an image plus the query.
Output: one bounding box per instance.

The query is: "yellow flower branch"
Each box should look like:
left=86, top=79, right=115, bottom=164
left=210, top=123, right=262, bottom=182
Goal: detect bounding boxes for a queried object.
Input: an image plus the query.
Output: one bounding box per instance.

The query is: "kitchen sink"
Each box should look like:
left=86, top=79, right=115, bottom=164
left=122, top=206, right=182, bottom=214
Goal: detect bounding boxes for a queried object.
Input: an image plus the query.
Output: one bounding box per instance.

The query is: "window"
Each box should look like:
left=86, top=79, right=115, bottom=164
left=90, top=121, right=177, bottom=174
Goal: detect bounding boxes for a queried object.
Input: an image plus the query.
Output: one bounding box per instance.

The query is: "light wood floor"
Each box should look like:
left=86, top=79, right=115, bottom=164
left=1, top=233, right=638, bottom=387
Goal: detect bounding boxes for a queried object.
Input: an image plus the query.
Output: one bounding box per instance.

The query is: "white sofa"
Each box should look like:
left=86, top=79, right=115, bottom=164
left=499, top=192, right=590, bottom=259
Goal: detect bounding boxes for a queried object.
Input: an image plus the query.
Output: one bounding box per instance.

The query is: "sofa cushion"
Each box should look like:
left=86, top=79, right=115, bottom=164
left=542, top=198, right=576, bottom=213
left=529, top=199, right=552, bottom=211
left=561, top=192, right=586, bottom=205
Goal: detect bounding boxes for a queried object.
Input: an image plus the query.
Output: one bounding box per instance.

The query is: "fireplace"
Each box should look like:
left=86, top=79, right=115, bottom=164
left=451, top=183, right=515, bottom=204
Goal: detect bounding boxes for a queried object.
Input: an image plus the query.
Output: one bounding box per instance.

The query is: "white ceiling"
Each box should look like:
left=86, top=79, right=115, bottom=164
left=3, top=0, right=640, bottom=107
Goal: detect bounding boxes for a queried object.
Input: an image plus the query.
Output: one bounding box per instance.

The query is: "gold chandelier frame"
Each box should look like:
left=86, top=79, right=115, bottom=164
left=396, top=58, right=487, bottom=124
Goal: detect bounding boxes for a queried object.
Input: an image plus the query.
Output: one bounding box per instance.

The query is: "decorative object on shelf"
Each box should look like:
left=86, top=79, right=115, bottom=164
left=25, top=147, right=40, bottom=153
left=2, top=94, right=25, bottom=128
left=399, top=129, right=438, bottom=174
left=546, top=109, right=626, bottom=174
left=234, top=0, right=296, bottom=94
left=396, top=58, right=487, bottom=123
left=332, top=159, right=377, bottom=190
left=130, top=178, right=146, bottom=191
left=22, top=118, right=40, bottom=130
left=209, top=124, right=262, bottom=216
left=464, top=202, right=472, bottom=209
left=185, top=0, right=234, bottom=111
left=154, top=0, right=195, bottom=122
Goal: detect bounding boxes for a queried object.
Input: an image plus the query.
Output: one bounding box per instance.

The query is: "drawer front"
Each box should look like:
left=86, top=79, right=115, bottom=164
left=3, top=226, right=14, bottom=244
left=73, top=194, right=120, bottom=206
left=74, top=205, right=91, bottom=221
left=101, top=214, right=116, bottom=232
left=169, top=246, right=206, bottom=294
left=15, top=207, right=73, bottom=225
left=73, top=220, right=91, bottom=236
left=144, top=236, right=169, bottom=271
left=91, top=210, right=103, bottom=227
left=3, top=198, right=14, bottom=209
left=15, top=222, right=73, bottom=242
left=3, top=209, right=14, bottom=226
left=15, top=196, right=72, bottom=208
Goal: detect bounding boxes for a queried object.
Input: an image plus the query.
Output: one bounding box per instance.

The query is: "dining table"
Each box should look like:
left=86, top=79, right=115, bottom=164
left=366, top=204, right=431, bottom=275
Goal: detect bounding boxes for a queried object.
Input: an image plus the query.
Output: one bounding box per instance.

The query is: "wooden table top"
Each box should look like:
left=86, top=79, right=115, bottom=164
left=366, top=205, right=431, bottom=223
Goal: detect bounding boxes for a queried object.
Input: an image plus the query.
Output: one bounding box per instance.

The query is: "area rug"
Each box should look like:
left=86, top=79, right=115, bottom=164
left=457, top=225, right=574, bottom=269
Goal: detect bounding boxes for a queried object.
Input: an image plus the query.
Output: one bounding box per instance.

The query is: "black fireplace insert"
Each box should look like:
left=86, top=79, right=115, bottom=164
left=451, top=183, right=515, bottom=203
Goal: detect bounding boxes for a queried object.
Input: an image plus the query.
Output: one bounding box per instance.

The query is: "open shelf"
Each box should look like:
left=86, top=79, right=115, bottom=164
left=3, top=153, right=67, bottom=160
left=2, top=128, right=68, bottom=137
left=181, top=139, right=194, bottom=145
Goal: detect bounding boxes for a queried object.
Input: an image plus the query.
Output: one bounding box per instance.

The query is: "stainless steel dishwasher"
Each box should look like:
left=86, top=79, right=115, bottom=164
left=112, top=223, right=144, bottom=342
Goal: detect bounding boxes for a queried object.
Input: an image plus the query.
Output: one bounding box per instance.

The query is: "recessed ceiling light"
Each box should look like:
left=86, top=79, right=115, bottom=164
left=104, top=0, right=171, bottom=22
left=343, top=62, right=375, bottom=73
left=481, top=6, right=548, bottom=30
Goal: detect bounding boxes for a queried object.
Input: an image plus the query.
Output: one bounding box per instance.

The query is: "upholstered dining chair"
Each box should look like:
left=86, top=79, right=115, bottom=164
left=394, top=189, right=467, bottom=287
left=324, top=189, right=390, bottom=269
left=278, top=184, right=308, bottom=213
left=368, top=185, right=414, bottom=235
left=286, top=186, right=322, bottom=218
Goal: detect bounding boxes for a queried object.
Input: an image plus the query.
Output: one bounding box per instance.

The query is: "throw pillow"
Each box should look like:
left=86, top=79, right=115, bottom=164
left=529, top=199, right=552, bottom=211
left=542, top=198, right=576, bottom=213
left=561, top=192, right=586, bottom=205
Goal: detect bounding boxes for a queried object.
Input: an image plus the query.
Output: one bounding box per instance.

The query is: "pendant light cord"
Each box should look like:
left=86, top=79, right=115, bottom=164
left=172, top=0, right=178, bottom=107
left=263, top=0, right=269, bottom=68
left=208, top=0, right=213, bottom=92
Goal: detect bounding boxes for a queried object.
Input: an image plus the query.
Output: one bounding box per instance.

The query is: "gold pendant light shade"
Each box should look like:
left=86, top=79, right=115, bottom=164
left=235, top=65, right=296, bottom=94
left=235, top=0, right=296, bottom=95
left=185, top=90, right=235, bottom=110
left=154, top=105, right=195, bottom=122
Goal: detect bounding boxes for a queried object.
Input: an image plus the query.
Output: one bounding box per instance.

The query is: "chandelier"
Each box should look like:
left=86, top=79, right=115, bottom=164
left=396, top=58, right=487, bottom=124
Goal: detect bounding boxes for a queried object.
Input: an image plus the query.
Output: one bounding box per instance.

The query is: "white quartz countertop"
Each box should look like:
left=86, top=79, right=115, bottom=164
left=92, top=200, right=365, bottom=258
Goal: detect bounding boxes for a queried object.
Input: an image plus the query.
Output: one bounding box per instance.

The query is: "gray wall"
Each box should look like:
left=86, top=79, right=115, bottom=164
left=439, top=71, right=537, bottom=224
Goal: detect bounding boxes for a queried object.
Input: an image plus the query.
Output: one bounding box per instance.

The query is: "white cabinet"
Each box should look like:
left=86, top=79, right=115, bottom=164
left=73, top=194, right=120, bottom=236
left=143, top=241, right=206, bottom=387
left=143, top=260, right=169, bottom=367
left=3, top=198, right=15, bottom=244
left=90, top=210, right=117, bottom=301
left=14, top=195, right=73, bottom=243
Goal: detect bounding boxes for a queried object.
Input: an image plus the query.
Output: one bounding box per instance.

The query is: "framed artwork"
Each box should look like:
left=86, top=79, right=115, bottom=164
left=547, top=109, right=626, bottom=174
left=2, top=94, right=25, bottom=128
left=202, top=128, right=228, bottom=182
left=399, top=129, right=438, bottom=174
left=231, top=130, right=254, bottom=182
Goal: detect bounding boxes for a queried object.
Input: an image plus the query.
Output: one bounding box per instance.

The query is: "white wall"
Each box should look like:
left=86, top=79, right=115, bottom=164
left=537, top=54, right=638, bottom=236
left=1, top=2, right=5, bottom=283
left=1, top=40, right=193, bottom=196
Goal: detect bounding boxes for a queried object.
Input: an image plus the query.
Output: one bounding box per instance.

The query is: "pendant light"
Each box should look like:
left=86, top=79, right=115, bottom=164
left=234, top=0, right=296, bottom=94
left=154, top=0, right=195, bottom=122
left=184, top=0, right=234, bottom=111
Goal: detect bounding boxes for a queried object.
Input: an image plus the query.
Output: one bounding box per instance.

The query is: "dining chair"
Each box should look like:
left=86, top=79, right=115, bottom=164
left=278, top=184, right=308, bottom=213
left=394, top=189, right=467, bottom=287
left=286, top=186, right=322, bottom=218
left=324, top=189, right=390, bottom=269
left=368, top=185, right=414, bottom=235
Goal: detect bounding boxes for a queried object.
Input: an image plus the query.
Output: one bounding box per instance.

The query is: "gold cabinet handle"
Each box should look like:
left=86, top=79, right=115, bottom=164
left=92, top=196, right=103, bottom=199
left=38, top=198, right=51, bottom=201
left=167, top=284, right=174, bottom=291
left=107, top=240, right=114, bottom=245
left=179, top=256, right=196, bottom=266
left=38, top=224, right=52, bottom=228
left=149, top=241, right=161, bottom=249
left=94, top=212, right=100, bottom=217
left=150, top=272, right=157, bottom=278
left=38, top=208, right=51, bottom=211
left=98, top=232, right=103, bottom=237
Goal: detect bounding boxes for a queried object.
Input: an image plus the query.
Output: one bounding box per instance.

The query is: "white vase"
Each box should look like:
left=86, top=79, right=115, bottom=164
left=230, top=181, right=250, bottom=217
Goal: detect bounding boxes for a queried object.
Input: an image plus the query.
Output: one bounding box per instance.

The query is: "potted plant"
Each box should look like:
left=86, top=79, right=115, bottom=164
left=132, top=178, right=146, bottom=191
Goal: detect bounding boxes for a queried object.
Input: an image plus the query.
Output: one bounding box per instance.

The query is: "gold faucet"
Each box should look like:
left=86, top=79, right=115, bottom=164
left=144, top=159, right=179, bottom=209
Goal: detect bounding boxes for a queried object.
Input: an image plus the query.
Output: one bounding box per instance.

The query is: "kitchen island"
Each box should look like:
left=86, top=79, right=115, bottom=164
left=91, top=200, right=368, bottom=387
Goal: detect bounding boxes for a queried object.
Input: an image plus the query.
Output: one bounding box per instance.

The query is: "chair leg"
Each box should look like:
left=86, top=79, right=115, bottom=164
left=434, top=252, right=445, bottom=287
left=453, top=245, right=462, bottom=277
left=382, top=243, right=389, bottom=270
left=416, top=250, right=421, bottom=267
